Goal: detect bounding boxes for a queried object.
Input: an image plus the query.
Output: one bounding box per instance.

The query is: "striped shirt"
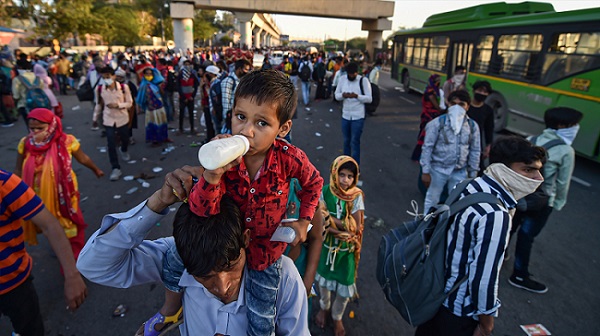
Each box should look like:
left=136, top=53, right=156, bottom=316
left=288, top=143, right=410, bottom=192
left=443, top=175, right=516, bottom=318
left=220, top=72, right=240, bottom=121
left=0, top=169, right=44, bottom=295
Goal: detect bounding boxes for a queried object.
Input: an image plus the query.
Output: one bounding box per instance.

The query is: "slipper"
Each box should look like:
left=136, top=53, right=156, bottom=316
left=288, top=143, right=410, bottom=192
left=135, top=307, right=183, bottom=336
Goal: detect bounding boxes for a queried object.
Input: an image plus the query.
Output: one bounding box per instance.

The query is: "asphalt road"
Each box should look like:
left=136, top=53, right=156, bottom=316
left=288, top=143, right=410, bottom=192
left=1, top=72, right=599, bottom=336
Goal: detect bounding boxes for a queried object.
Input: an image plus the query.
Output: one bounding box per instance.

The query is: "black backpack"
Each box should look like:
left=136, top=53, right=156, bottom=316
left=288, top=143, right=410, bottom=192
left=299, top=62, right=311, bottom=82
left=520, top=136, right=566, bottom=212
left=376, top=179, right=501, bottom=327
left=358, top=77, right=380, bottom=115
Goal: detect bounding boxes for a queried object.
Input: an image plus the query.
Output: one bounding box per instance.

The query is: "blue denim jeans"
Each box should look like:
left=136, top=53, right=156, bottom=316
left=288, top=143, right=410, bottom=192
left=162, top=91, right=174, bottom=122
left=511, top=205, right=553, bottom=277
left=423, top=168, right=467, bottom=214
left=301, top=80, right=311, bottom=106
left=162, top=244, right=185, bottom=293
left=341, top=117, right=365, bottom=165
left=246, top=258, right=282, bottom=336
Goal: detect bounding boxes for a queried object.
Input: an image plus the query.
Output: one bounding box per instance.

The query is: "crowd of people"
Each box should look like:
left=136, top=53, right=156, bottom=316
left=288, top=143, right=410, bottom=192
left=0, top=43, right=584, bottom=336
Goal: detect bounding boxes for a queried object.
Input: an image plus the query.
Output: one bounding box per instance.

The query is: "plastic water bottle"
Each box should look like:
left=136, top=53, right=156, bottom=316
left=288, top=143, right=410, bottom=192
left=198, top=135, right=250, bottom=170
left=271, top=219, right=313, bottom=243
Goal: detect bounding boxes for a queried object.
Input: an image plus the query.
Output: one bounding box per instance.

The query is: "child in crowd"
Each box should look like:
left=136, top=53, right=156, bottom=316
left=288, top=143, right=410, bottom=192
left=15, top=108, right=104, bottom=259
left=137, top=69, right=324, bottom=336
left=315, top=155, right=365, bottom=336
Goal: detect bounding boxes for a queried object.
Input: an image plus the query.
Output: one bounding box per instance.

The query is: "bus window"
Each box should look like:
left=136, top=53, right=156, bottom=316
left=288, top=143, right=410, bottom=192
left=474, top=35, right=494, bottom=73
left=427, top=36, right=449, bottom=71
left=414, top=37, right=430, bottom=67
left=498, top=34, right=543, bottom=80
left=543, top=32, right=600, bottom=84
left=404, top=37, right=415, bottom=64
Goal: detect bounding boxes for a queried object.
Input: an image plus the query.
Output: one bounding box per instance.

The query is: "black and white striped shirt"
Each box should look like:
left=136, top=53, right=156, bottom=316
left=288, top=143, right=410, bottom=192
left=443, top=175, right=517, bottom=318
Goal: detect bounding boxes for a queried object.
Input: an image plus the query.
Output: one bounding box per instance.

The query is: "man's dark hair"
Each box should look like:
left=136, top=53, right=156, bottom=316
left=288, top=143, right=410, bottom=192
left=489, top=135, right=546, bottom=166
left=216, top=60, right=227, bottom=71
left=454, top=65, right=466, bottom=72
left=158, top=58, right=167, bottom=66
left=100, top=66, right=115, bottom=75
left=234, top=69, right=297, bottom=125
left=92, top=56, right=102, bottom=64
left=234, top=59, right=251, bottom=71
left=346, top=62, right=359, bottom=74
left=173, top=197, right=245, bottom=278
left=544, top=107, right=583, bottom=130
left=447, top=89, right=471, bottom=105
left=472, top=80, right=492, bottom=93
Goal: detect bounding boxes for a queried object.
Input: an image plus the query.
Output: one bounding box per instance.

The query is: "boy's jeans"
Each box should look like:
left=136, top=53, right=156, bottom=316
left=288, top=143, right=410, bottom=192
left=423, top=168, right=467, bottom=214
left=511, top=205, right=553, bottom=277
left=301, top=81, right=311, bottom=106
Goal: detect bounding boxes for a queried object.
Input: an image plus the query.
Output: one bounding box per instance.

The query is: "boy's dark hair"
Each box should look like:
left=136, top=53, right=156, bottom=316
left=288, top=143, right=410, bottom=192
left=472, top=80, right=492, bottom=93
left=447, top=89, right=471, bottom=105
left=234, top=69, right=297, bottom=125
left=234, top=59, right=251, bottom=71
left=173, top=197, right=245, bottom=278
left=454, top=65, right=466, bottom=73
left=216, top=60, right=227, bottom=70
left=339, top=160, right=358, bottom=177
left=100, top=66, right=115, bottom=75
left=489, top=135, right=546, bottom=166
left=345, top=62, right=359, bottom=74
left=544, top=107, right=583, bottom=130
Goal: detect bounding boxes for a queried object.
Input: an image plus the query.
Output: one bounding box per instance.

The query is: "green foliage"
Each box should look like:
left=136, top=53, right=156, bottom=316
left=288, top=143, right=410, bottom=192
left=347, top=37, right=367, bottom=51
left=94, top=4, right=143, bottom=46
left=193, top=10, right=217, bottom=41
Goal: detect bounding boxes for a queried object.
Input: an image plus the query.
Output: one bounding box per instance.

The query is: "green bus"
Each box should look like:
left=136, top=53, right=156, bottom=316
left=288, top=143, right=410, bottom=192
left=391, top=2, right=600, bottom=162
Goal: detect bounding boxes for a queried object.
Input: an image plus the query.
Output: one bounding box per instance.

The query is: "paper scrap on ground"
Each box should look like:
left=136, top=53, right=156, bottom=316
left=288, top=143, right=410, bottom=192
left=316, top=146, right=324, bottom=150
left=325, top=123, right=330, bottom=128
left=123, top=175, right=134, bottom=181
left=72, top=105, right=81, bottom=110
left=66, top=126, right=73, bottom=130
left=127, top=160, right=137, bottom=164
left=329, top=109, right=333, bottom=112
left=520, top=324, right=551, bottom=336
left=152, top=167, right=163, bottom=173
left=305, top=107, right=311, bottom=111
left=113, top=195, right=122, bottom=199
left=142, top=182, right=150, bottom=188
left=315, top=132, right=321, bottom=137
left=126, top=187, right=138, bottom=194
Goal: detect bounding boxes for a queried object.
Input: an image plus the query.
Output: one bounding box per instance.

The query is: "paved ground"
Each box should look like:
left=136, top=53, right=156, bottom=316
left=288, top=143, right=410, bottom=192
left=1, top=72, right=599, bottom=336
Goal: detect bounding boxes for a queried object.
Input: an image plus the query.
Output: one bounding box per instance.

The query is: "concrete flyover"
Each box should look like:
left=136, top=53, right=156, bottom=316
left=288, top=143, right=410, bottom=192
left=171, top=0, right=394, bottom=57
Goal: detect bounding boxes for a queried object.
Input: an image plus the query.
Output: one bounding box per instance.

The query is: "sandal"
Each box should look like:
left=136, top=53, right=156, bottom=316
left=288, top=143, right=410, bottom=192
left=135, top=307, right=183, bottom=336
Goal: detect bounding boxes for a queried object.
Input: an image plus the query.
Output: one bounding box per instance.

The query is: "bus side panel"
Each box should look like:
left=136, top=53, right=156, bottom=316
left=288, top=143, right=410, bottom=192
left=554, top=95, right=600, bottom=160
left=403, top=65, right=442, bottom=93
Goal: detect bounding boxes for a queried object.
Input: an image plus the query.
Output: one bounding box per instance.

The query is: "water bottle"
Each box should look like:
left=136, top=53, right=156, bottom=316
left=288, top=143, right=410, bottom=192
left=197, top=135, right=250, bottom=170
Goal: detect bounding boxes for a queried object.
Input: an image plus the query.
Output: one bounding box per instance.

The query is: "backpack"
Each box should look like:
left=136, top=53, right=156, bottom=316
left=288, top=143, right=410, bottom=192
left=165, top=70, right=178, bottom=92
left=358, top=76, right=380, bottom=115
left=72, top=61, right=84, bottom=78
left=520, top=136, right=566, bottom=212
left=299, top=62, right=311, bottom=82
left=18, top=76, right=52, bottom=111
left=376, top=179, right=501, bottom=327
left=212, top=76, right=237, bottom=131
left=76, top=76, right=101, bottom=102
left=312, top=62, right=326, bottom=81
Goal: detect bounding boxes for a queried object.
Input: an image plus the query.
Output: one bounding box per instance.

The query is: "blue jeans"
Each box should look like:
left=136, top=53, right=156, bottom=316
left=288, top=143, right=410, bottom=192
left=246, top=258, right=282, bottom=336
left=511, top=205, right=553, bottom=277
left=162, top=244, right=185, bottom=293
left=423, top=168, right=467, bottom=214
left=301, top=80, right=311, bottom=106
left=162, top=91, right=174, bottom=122
left=105, top=124, right=130, bottom=170
left=341, top=117, right=365, bottom=165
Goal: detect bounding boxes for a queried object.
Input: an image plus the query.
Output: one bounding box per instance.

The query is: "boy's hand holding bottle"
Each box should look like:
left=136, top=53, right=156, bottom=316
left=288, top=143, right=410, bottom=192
left=199, top=134, right=247, bottom=184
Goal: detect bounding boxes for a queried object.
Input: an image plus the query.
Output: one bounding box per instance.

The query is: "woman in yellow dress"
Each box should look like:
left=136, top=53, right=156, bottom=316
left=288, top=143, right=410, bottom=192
left=15, top=108, right=104, bottom=259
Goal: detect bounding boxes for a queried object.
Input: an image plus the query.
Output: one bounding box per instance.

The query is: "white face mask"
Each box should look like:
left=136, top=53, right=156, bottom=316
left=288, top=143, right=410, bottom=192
left=555, top=124, right=580, bottom=145
left=484, top=163, right=543, bottom=201
left=453, top=74, right=465, bottom=84
left=104, top=78, right=114, bottom=86
left=447, top=104, right=467, bottom=135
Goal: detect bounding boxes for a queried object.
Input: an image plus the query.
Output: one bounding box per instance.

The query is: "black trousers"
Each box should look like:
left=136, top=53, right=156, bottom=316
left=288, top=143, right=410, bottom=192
left=0, top=276, right=44, bottom=336
left=415, top=307, right=478, bottom=336
left=179, top=98, right=195, bottom=132
left=202, top=105, right=215, bottom=141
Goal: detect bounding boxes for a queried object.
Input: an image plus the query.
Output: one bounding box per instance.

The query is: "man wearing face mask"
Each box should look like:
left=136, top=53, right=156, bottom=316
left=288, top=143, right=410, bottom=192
left=416, top=136, right=546, bottom=336
left=507, top=107, right=583, bottom=294
left=421, top=90, right=480, bottom=214
left=467, top=81, right=495, bottom=175
left=442, top=65, right=466, bottom=107
left=334, top=62, right=372, bottom=165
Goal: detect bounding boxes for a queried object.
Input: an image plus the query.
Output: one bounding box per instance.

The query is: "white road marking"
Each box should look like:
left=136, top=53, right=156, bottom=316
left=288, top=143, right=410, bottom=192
left=379, top=86, right=388, bottom=92
left=400, top=96, right=416, bottom=105
left=571, top=176, right=592, bottom=188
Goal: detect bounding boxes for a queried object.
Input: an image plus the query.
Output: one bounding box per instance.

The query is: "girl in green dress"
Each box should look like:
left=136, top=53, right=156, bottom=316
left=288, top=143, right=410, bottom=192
left=315, top=155, right=364, bottom=336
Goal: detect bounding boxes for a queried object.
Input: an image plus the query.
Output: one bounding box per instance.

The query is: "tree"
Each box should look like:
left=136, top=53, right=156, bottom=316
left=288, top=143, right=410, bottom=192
left=193, top=10, right=217, bottom=43
left=347, top=37, right=366, bottom=51
left=37, top=0, right=102, bottom=42
left=215, top=11, right=234, bottom=32
left=94, top=4, right=143, bottom=46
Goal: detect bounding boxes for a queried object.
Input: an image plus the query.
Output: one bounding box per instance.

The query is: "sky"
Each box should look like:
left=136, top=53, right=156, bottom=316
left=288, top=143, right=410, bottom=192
left=272, top=0, right=598, bottom=41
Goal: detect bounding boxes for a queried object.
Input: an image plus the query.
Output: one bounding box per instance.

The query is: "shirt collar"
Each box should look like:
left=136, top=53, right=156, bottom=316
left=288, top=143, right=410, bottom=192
left=481, top=175, right=518, bottom=209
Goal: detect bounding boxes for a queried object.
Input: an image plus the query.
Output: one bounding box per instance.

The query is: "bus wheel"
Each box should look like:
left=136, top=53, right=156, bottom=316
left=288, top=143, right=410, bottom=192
left=402, top=71, right=411, bottom=92
left=487, top=92, right=508, bottom=132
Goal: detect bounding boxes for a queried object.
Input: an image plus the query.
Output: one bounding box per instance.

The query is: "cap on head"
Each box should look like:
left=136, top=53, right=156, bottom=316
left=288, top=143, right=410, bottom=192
left=205, top=65, right=220, bottom=76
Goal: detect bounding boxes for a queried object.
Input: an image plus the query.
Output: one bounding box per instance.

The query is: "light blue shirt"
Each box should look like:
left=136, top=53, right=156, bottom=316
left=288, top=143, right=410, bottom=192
left=77, top=201, right=309, bottom=336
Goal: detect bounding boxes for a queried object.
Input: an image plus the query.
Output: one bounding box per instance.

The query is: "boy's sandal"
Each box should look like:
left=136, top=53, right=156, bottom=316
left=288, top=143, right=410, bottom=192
left=135, top=307, right=183, bottom=336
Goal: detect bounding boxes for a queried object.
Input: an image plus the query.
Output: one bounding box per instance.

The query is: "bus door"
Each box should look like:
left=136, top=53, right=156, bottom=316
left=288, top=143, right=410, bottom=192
left=450, top=42, right=474, bottom=76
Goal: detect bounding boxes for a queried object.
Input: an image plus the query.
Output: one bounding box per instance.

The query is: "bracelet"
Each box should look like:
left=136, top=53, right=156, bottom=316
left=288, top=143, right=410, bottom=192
left=478, top=324, right=492, bottom=336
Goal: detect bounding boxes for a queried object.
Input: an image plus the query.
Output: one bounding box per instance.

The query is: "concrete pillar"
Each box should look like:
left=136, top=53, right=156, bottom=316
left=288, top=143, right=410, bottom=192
left=362, top=18, right=392, bottom=62
left=254, top=28, right=262, bottom=49
left=171, top=2, right=195, bottom=52
left=235, top=12, right=254, bottom=49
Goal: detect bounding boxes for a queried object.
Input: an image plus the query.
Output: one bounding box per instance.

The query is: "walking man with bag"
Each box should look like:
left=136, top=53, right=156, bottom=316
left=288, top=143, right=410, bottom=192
left=416, top=136, right=546, bottom=336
